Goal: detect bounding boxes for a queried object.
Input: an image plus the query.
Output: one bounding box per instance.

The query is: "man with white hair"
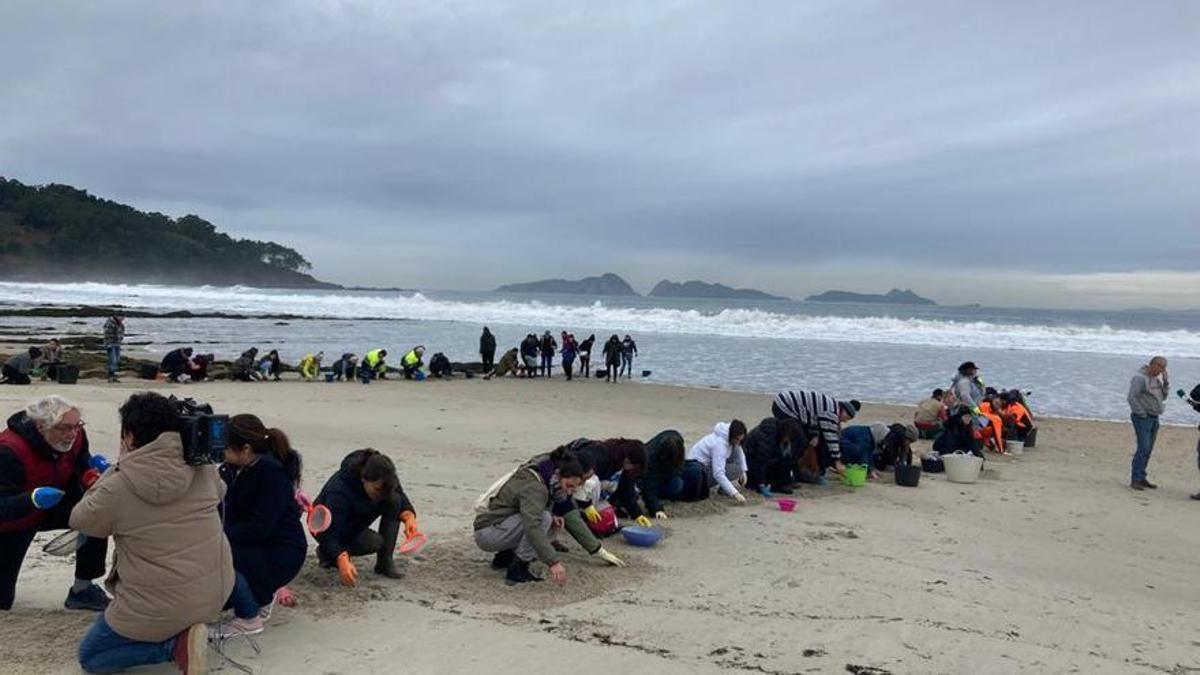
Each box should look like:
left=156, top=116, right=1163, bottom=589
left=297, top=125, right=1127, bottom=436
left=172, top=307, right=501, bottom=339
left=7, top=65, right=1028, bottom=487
left=0, top=395, right=110, bottom=611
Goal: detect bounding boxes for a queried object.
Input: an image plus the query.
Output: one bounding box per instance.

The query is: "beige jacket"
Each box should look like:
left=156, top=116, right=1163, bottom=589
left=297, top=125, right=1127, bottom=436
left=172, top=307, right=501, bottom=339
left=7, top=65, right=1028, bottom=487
left=70, top=432, right=234, bottom=642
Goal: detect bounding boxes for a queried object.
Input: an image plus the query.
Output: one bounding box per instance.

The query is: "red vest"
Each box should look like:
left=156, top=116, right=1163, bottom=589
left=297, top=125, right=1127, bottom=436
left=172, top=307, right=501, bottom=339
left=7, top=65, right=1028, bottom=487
left=0, top=426, right=86, bottom=533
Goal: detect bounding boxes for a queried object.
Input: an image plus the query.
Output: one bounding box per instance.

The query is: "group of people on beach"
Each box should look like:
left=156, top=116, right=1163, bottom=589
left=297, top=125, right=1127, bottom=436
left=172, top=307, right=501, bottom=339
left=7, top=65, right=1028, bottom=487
left=910, top=361, right=1038, bottom=458
left=481, top=328, right=639, bottom=382
left=0, top=339, right=67, bottom=385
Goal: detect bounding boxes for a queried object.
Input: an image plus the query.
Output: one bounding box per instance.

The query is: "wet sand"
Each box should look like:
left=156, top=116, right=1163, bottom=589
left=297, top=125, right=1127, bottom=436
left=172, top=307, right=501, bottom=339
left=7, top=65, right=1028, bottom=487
left=1, top=378, right=1198, bottom=674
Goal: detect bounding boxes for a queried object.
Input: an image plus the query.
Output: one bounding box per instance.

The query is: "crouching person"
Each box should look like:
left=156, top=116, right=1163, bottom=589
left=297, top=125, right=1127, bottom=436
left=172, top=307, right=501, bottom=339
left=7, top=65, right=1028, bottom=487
left=73, top=392, right=234, bottom=675
left=215, top=415, right=307, bottom=639
left=1, top=395, right=109, bottom=612
left=473, top=447, right=583, bottom=586
left=314, top=449, right=416, bottom=585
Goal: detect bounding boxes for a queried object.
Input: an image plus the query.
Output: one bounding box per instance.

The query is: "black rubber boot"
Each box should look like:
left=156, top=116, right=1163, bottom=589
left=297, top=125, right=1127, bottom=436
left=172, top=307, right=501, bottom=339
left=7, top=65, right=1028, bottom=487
left=491, top=549, right=516, bottom=570
left=374, top=517, right=404, bottom=579
left=504, top=559, right=542, bottom=586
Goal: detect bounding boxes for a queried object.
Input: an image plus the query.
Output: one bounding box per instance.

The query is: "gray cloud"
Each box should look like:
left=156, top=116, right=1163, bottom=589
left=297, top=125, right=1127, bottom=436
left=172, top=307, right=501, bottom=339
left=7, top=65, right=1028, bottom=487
left=1, top=1, right=1198, bottom=304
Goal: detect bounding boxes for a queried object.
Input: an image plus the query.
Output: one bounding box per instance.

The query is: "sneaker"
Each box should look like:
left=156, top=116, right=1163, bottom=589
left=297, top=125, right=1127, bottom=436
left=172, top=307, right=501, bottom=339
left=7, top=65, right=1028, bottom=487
left=257, top=596, right=276, bottom=622
left=504, top=559, right=542, bottom=586
left=64, top=584, right=110, bottom=611
left=172, top=623, right=208, bottom=675
left=209, top=615, right=264, bottom=641
left=490, top=549, right=515, bottom=570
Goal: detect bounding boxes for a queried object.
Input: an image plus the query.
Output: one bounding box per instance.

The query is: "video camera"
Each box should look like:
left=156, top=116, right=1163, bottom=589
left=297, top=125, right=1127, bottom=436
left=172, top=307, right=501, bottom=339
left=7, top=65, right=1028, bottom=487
left=167, top=396, right=229, bottom=465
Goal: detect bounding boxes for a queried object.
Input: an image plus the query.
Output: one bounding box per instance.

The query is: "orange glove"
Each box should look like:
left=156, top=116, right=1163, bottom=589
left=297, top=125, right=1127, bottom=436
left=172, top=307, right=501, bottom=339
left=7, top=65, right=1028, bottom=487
left=336, top=551, right=358, bottom=587
left=399, top=510, right=419, bottom=540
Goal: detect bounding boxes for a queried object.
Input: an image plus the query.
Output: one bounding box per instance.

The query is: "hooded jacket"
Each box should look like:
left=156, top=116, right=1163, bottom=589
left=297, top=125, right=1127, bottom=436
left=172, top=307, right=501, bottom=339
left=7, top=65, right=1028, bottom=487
left=232, top=349, right=258, bottom=378
left=70, top=432, right=234, bottom=643
left=473, top=455, right=559, bottom=565
left=952, top=373, right=984, bottom=411
left=480, top=329, right=496, bottom=355
left=637, top=430, right=684, bottom=516
left=313, top=449, right=415, bottom=564
left=1128, top=365, right=1168, bottom=416
left=685, top=422, right=747, bottom=497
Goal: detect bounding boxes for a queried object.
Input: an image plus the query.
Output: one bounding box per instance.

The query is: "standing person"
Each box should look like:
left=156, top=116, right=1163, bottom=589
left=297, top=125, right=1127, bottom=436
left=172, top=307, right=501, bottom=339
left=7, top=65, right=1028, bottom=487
left=1128, top=356, right=1169, bottom=491
left=1, top=396, right=110, bottom=612
left=216, top=415, right=307, bottom=638
left=681, top=421, right=748, bottom=503
left=473, top=447, right=584, bottom=586
left=1183, top=385, right=1200, bottom=500
left=771, top=390, right=859, bottom=477
left=1, top=347, right=41, bottom=386
left=479, top=328, right=497, bottom=374
left=620, top=334, right=638, bottom=378
left=578, top=334, right=595, bottom=379
left=72, top=392, right=233, bottom=675
left=602, top=335, right=622, bottom=383
left=314, top=449, right=417, bottom=583
left=560, top=333, right=577, bottom=381
left=102, top=314, right=125, bottom=383
left=539, top=331, right=557, bottom=378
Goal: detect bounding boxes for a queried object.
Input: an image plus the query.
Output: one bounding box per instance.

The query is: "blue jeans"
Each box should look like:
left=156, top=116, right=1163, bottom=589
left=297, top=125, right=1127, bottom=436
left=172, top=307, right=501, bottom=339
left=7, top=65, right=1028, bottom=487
left=78, top=615, right=174, bottom=673
left=105, top=346, right=121, bottom=377
left=225, top=571, right=259, bottom=619
left=620, top=354, right=633, bottom=377
left=1130, top=414, right=1160, bottom=482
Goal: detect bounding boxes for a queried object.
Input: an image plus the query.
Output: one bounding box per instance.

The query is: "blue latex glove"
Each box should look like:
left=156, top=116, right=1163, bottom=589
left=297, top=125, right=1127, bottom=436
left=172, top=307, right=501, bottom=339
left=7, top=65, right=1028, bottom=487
left=89, top=455, right=110, bottom=472
left=31, top=487, right=65, bottom=510
left=757, top=484, right=773, bottom=498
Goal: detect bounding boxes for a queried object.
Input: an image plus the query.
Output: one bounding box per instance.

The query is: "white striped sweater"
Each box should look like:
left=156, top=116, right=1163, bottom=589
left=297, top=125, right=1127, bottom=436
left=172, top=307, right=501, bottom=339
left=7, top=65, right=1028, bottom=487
left=773, top=390, right=844, bottom=461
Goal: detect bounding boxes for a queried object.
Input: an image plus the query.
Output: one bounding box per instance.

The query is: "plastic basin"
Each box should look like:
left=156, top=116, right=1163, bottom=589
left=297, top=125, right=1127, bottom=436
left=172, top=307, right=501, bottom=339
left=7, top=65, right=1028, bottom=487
left=620, top=525, right=663, bottom=547
left=841, top=464, right=868, bottom=487
left=776, top=498, right=797, bottom=512
left=1005, top=440, right=1024, bottom=455
left=943, top=453, right=984, bottom=483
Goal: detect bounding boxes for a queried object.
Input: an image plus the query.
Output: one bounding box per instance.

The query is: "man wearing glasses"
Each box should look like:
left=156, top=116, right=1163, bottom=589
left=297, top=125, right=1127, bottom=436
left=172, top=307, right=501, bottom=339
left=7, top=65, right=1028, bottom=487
left=0, top=395, right=111, bottom=611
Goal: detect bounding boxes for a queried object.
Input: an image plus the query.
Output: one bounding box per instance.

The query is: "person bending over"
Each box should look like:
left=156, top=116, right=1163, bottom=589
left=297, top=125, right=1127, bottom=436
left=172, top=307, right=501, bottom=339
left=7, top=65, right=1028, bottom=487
left=215, top=415, right=307, bottom=639
left=484, top=348, right=520, bottom=380
left=681, top=421, right=748, bottom=503
left=258, top=350, right=283, bottom=381
left=772, top=390, right=859, bottom=478
left=231, top=348, right=259, bottom=382
left=578, top=334, right=595, bottom=378
left=73, top=392, right=233, bottom=675
left=743, top=417, right=803, bottom=497
left=331, top=353, right=358, bottom=382
left=401, top=346, right=426, bottom=380
left=159, top=347, right=193, bottom=383
left=361, top=348, right=389, bottom=382
left=314, top=449, right=416, bottom=584
left=474, top=447, right=583, bottom=585
left=1, top=395, right=110, bottom=612
left=1, top=347, right=42, bottom=385
left=634, top=430, right=686, bottom=519
left=933, top=405, right=983, bottom=458
left=299, top=352, right=324, bottom=382
left=914, top=389, right=949, bottom=439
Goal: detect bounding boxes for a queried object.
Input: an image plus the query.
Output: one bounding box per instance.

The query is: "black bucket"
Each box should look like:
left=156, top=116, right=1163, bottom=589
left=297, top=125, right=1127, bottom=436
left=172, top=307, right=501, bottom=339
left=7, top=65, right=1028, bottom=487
left=894, top=463, right=921, bottom=487
left=1023, top=428, right=1038, bottom=448
left=56, top=365, right=79, bottom=385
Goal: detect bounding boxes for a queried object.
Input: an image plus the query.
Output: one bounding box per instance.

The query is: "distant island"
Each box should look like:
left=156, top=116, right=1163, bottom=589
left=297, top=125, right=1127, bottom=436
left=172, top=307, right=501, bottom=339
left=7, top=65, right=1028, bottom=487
left=0, top=177, right=338, bottom=289
left=496, top=273, right=639, bottom=296
left=649, top=279, right=789, bottom=301
left=804, top=288, right=937, bottom=305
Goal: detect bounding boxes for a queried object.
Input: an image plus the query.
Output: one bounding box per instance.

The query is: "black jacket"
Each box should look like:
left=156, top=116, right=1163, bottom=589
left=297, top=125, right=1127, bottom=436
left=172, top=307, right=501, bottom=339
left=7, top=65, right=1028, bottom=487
left=480, top=330, right=496, bottom=355
left=0, top=411, right=92, bottom=523
left=637, top=430, right=684, bottom=517
left=160, top=349, right=189, bottom=373
left=578, top=337, right=596, bottom=357
left=933, top=422, right=982, bottom=457
left=313, top=450, right=415, bottom=563
left=602, top=339, right=621, bottom=365
left=571, top=438, right=641, bottom=518
left=219, top=453, right=307, bottom=604
left=539, top=335, right=557, bottom=356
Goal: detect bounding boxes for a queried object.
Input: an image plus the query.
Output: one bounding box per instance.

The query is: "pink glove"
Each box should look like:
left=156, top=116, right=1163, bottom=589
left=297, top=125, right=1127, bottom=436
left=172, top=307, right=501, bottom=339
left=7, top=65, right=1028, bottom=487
left=294, top=489, right=313, bottom=512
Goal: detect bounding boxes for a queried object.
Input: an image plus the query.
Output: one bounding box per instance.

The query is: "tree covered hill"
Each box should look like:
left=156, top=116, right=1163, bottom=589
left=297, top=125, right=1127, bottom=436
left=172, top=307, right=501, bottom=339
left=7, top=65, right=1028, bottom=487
left=0, top=177, right=337, bottom=288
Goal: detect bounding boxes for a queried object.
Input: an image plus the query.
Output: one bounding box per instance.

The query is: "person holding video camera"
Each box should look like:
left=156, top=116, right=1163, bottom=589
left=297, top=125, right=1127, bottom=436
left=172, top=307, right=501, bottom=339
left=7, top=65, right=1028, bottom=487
left=314, top=448, right=419, bottom=585
left=1, top=395, right=110, bottom=612
left=72, top=392, right=233, bottom=675
left=215, top=414, right=307, bottom=638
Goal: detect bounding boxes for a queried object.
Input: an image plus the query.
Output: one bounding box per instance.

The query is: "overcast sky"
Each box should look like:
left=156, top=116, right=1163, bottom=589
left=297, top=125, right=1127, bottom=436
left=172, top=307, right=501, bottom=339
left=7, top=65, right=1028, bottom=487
left=2, top=1, right=1198, bottom=308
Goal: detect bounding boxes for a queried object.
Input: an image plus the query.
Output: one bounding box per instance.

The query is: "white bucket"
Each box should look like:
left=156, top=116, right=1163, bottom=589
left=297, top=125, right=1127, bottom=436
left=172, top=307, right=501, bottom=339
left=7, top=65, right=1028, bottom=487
left=1005, top=440, right=1023, bottom=455
left=943, top=453, right=984, bottom=483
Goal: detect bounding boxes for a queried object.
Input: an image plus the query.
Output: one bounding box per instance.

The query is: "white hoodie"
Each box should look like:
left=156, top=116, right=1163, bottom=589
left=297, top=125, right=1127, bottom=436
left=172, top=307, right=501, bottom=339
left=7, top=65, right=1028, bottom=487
left=686, top=422, right=747, bottom=497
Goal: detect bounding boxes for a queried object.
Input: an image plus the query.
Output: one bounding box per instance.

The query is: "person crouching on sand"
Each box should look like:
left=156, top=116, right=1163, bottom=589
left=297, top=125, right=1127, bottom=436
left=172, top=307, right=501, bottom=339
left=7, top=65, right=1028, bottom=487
left=484, top=348, right=520, bottom=379
left=314, top=449, right=417, bottom=585
left=633, top=430, right=686, bottom=519
left=680, top=421, right=748, bottom=504
left=473, top=446, right=584, bottom=586
left=933, top=405, right=983, bottom=458
left=299, top=352, right=323, bottom=382
left=743, top=417, right=803, bottom=497
left=214, top=415, right=307, bottom=639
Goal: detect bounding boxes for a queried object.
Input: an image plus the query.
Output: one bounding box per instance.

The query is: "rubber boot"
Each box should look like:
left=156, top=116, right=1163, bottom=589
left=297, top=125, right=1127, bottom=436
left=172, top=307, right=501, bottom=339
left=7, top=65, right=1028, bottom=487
left=373, top=517, right=404, bottom=579
left=491, top=549, right=515, bottom=570
left=504, top=559, right=542, bottom=586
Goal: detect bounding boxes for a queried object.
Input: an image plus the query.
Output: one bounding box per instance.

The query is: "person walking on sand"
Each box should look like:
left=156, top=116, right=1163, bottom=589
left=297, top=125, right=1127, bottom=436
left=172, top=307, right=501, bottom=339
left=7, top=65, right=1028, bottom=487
left=578, top=334, right=595, bottom=378
left=102, top=314, right=125, bottom=383
left=539, top=331, right=557, bottom=378
left=560, top=333, right=577, bottom=381
left=620, top=334, right=638, bottom=378
left=602, top=335, right=622, bottom=383
left=1129, top=355, right=1169, bottom=491
left=480, top=327, right=496, bottom=374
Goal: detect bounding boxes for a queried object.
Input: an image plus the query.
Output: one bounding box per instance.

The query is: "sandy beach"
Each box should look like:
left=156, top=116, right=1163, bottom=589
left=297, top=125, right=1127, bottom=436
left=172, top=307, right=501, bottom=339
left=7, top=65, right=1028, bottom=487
left=1, top=377, right=1198, bottom=675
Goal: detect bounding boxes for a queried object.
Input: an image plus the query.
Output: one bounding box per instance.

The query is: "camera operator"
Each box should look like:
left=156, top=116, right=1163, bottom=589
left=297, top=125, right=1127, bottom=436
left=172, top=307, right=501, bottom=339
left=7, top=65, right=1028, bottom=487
left=72, top=392, right=233, bottom=674
left=0, top=395, right=110, bottom=611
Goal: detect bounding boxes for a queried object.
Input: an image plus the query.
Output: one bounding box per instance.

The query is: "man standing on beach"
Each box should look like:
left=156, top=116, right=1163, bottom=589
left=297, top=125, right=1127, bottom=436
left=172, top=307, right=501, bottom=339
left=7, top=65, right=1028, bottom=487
left=1128, top=355, right=1169, bottom=491
left=102, top=314, right=124, bottom=383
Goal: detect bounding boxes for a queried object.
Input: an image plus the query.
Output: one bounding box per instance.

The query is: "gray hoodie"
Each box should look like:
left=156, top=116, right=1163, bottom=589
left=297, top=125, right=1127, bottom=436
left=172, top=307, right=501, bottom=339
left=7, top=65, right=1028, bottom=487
left=1127, top=365, right=1168, bottom=416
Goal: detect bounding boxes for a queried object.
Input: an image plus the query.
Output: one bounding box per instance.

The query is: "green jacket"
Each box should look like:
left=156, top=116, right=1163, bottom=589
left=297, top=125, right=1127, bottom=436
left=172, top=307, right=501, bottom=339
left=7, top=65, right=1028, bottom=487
left=473, top=460, right=558, bottom=565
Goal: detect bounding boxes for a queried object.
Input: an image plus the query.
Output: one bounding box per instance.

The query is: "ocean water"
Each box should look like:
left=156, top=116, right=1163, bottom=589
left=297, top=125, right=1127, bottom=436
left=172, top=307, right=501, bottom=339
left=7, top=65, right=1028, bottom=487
left=2, top=281, right=1198, bottom=425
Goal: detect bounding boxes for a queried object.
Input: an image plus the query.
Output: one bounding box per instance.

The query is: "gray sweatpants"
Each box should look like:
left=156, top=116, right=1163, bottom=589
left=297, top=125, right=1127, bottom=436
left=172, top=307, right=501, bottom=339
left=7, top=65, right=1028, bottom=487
left=474, top=512, right=552, bottom=562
